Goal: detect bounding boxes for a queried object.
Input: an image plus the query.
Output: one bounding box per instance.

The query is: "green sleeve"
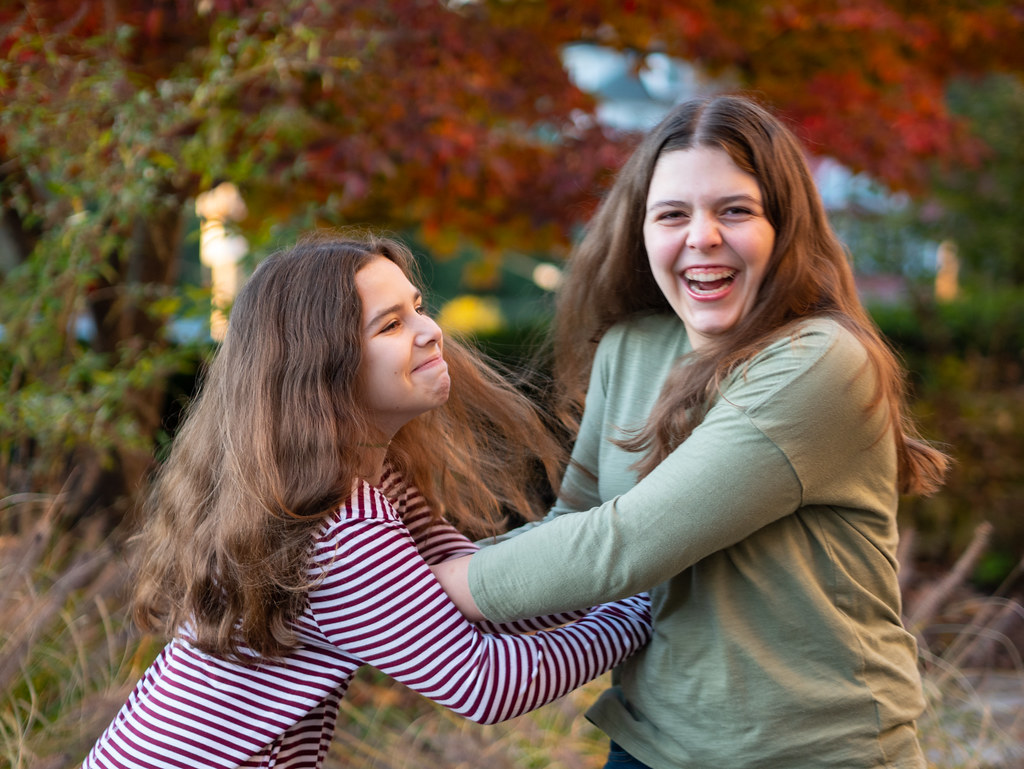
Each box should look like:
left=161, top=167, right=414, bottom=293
left=470, top=406, right=801, bottom=620
left=469, top=321, right=882, bottom=621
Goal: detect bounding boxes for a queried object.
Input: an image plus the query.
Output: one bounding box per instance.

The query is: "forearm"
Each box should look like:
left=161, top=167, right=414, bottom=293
left=326, top=521, right=651, bottom=725
left=468, top=416, right=802, bottom=622
left=429, top=556, right=484, bottom=621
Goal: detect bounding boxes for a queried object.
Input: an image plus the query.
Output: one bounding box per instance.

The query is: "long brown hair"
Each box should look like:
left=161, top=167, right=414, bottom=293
left=132, top=233, right=566, bottom=659
left=553, top=94, right=947, bottom=495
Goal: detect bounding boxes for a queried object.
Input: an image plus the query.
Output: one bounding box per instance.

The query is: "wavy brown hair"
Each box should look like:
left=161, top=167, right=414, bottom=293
left=553, top=94, right=947, bottom=495
left=131, top=233, right=566, bottom=659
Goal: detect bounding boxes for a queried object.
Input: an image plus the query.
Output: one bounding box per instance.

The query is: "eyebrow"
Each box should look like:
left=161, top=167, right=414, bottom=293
left=647, top=193, right=762, bottom=212
left=364, top=290, right=422, bottom=331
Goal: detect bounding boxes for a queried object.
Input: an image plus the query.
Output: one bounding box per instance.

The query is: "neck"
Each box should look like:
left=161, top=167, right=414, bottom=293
left=358, top=440, right=391, bottom=487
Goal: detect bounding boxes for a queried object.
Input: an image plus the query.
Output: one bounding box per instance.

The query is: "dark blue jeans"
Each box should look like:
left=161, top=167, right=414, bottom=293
left=602, top=741, right=654, bottom=768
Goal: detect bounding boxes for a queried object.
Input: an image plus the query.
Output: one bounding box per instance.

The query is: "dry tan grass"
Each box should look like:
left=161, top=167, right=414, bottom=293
left=904, top=523, right=1024, bottom=768
left=0, top=494, right=148, bottom=769
left=326, top=672, right=611, bottom=769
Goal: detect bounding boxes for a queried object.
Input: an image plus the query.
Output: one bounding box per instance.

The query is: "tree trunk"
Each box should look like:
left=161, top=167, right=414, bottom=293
left=74, top=201, right=186, bottom=531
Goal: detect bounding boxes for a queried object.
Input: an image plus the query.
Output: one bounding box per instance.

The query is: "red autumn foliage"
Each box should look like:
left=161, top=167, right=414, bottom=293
left=3, top=0, right=1021, bottom=252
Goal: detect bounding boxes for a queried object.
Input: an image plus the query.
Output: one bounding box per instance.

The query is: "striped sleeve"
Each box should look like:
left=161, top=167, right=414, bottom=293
left=310, top=483, right=652, bottom=725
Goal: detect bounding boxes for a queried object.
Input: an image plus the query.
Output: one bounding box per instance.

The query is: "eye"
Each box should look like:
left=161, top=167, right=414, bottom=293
left=380, top=319, right=400, bottom=333
left=415, top=303, right=427, bottom=315
left=722, top=202, right=762, bottom=219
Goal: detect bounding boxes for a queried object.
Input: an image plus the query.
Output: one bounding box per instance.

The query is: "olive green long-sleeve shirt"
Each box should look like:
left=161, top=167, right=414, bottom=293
left=470, top=314, right=925, bottom=768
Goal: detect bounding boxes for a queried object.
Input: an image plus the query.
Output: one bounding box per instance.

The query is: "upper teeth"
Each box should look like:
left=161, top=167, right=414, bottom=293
left=684, top=268, right=736, bottom=282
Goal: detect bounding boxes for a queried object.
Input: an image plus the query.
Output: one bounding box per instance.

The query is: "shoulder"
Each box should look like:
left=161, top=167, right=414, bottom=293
left=312, top=481, right=411, bottom=568
left=724, top=317, right=869, bottom=410
left=780, top=317, right=869, bottom=387
left=719, top=318, right=895, bottom=500
left=596, top=313, right=691, bottom=368
left=761, top=316, right=863, bottom=367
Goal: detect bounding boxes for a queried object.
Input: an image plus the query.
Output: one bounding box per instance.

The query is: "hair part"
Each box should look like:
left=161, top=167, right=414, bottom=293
left=552, top=94, right=948, bottom=495
left=132, top=232, right=566, bottom=660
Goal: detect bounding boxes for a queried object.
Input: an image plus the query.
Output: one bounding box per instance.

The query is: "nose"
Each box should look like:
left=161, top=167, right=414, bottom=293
left=414, top=313, right=443, bottom=347
left=687, top=211, right=722, bottom=251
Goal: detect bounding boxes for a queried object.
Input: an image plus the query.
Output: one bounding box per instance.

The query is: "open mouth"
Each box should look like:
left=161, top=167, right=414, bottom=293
left=683, top=267, right=737, bottom=296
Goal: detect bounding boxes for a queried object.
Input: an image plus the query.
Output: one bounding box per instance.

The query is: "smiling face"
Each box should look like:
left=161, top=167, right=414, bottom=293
left=356, top=256, right=451, bottom=438
left=643, top=147, right=776, bottom=351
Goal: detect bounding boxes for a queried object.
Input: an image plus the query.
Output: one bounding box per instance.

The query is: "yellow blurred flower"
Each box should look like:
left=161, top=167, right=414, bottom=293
left=437, top=295, right=505, bottom=336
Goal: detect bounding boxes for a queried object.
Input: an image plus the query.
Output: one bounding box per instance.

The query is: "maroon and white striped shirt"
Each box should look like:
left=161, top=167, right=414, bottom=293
left=83, top=472, right=651, bottom=768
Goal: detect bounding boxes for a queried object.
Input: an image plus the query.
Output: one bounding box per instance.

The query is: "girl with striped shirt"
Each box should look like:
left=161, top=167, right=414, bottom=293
left=82, top=234, right=651, bottom=769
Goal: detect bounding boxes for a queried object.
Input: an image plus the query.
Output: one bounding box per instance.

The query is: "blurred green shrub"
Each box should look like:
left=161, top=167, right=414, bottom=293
left=870, top=288, right=1024, bottom=585
left=870, top=288, right=1024, bottom=384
